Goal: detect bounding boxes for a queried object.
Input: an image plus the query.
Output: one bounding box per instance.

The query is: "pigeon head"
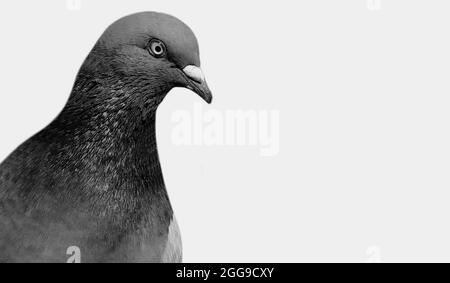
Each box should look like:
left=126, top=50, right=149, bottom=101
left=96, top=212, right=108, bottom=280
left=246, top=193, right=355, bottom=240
left=76, top=12, right=212, bottom=113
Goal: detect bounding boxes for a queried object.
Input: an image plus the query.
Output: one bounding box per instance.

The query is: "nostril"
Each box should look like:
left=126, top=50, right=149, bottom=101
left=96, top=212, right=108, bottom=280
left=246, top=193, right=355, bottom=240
left=183, top=65, right=205, bottom=84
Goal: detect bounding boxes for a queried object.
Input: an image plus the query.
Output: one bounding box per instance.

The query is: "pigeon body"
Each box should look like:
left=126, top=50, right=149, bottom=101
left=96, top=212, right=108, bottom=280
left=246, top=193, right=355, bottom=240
left=0, top=12, right=211, bottom=263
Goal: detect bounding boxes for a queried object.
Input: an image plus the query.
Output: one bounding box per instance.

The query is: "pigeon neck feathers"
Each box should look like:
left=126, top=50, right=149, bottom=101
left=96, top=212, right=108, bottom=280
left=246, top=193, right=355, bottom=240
left=40, top=69, right=168, bottom=197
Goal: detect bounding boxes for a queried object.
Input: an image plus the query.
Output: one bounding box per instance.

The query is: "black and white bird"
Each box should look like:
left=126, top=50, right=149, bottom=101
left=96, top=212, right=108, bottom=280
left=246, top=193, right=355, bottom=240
left=0, top=12, right=212, bottom=263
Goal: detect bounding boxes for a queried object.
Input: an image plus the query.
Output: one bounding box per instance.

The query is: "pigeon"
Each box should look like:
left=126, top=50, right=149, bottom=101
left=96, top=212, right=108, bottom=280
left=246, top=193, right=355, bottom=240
left=0, top=12, right=212, bottom=263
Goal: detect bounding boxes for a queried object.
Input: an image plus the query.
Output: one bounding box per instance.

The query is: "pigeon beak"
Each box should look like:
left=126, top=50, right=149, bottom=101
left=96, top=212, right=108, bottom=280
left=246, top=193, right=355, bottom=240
left=183, top=65, right=213, bottom=104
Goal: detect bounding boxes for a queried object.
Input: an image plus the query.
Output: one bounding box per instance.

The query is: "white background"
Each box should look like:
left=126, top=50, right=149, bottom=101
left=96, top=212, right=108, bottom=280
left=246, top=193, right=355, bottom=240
left=1, top=0, right=450, bottom=263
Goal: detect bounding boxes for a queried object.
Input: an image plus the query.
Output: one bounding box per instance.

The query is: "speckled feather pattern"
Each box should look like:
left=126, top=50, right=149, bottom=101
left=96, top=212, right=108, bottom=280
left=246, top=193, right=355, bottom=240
left=0, top=74, right=175, bottom=262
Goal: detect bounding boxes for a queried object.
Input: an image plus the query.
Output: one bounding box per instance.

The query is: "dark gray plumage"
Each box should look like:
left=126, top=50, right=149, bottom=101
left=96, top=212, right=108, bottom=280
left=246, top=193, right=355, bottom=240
left=0, top=12, right=212, bottom=263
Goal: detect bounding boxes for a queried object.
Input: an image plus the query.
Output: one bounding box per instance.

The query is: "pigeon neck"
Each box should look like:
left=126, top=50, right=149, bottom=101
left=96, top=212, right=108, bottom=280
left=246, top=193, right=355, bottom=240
left=35, top=75, right=174, bottom=231
left=91, top=109, right=165, bottom=191
left=49, top=82, right=168, bottom=196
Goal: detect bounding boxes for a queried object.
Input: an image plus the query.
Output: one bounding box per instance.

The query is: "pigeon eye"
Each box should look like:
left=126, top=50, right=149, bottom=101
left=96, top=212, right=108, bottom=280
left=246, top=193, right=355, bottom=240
left=148, top=39, right=167, bottom=58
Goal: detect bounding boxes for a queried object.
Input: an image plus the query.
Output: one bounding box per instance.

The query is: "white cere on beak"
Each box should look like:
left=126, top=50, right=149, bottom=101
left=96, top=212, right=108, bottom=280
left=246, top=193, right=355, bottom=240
left=183, top=65, right=206, bottom=84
